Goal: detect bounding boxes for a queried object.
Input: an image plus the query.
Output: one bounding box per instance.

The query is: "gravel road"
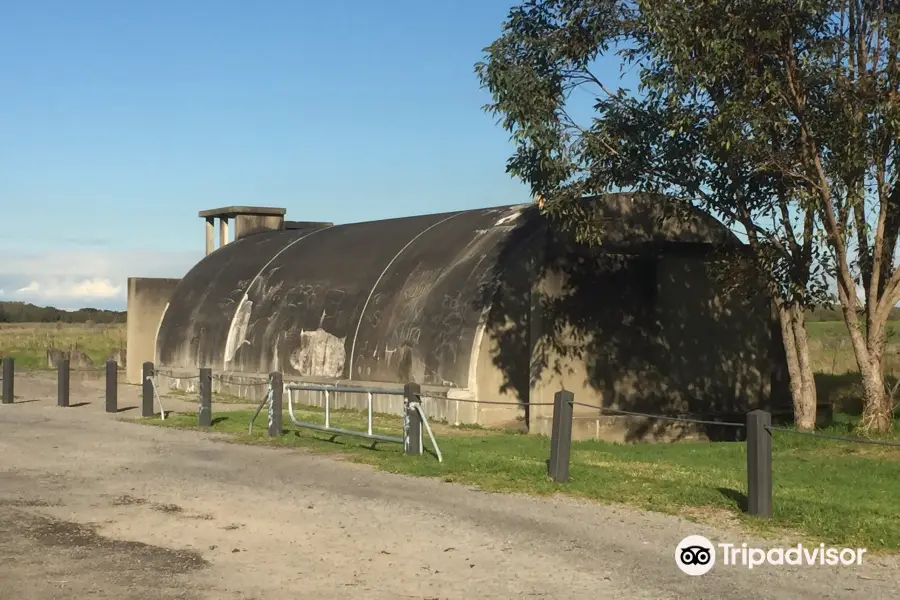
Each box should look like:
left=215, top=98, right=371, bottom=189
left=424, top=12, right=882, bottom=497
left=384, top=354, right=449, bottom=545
left=0, top=372, right=895, bottom=599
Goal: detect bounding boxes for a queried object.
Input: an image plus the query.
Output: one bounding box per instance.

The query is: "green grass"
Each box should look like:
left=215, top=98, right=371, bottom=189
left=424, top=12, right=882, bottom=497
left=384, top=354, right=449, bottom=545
left=138, top=405, right=900, bottom=552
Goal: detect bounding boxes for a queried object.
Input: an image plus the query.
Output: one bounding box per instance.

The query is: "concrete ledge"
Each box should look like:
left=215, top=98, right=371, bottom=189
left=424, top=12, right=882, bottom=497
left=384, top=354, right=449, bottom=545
left=284, top=221, right=333, bottom=230
left=198, top=206, right=286, bottom=218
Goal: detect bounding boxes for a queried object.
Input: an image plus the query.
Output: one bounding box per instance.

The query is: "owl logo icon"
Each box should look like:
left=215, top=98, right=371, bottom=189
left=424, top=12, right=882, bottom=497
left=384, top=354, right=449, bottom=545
left=675, top=535, right=716, bottom=575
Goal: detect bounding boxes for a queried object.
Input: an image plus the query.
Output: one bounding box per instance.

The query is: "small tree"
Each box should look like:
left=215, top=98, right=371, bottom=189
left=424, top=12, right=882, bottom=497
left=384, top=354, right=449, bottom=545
left=476, top=0, right=900, bottom=431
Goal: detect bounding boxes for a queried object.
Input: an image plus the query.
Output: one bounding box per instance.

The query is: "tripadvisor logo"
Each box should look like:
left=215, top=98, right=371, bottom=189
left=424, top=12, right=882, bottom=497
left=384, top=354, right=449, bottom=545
left=675, top=535, right=716, bottom=576
left=675, top=535, right=867, bottom=575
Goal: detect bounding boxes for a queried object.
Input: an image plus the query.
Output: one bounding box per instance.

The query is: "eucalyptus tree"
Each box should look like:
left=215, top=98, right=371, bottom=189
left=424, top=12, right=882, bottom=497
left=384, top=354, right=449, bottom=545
left=477, top=0, right=900, bottom=431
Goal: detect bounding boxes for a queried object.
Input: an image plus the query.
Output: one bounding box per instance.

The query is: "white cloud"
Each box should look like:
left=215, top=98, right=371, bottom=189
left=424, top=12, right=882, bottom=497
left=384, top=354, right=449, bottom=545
left=15, top=278, right=123, bottom=300
left=0, top=249, right=201, bottom=309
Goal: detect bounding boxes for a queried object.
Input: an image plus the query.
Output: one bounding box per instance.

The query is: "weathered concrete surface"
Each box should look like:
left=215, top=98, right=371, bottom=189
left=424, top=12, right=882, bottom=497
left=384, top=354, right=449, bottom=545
left=126, top=277, right=182, bottom=384
left=156, top=230, right=300, bottom=372
left=0, top=374, right=896, bottom=599
left=157, top=205, right=524, bottom=388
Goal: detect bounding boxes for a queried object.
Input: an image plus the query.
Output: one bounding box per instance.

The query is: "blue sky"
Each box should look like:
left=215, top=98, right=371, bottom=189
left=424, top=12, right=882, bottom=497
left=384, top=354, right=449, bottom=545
left=5, top=0, right=627, bottom=309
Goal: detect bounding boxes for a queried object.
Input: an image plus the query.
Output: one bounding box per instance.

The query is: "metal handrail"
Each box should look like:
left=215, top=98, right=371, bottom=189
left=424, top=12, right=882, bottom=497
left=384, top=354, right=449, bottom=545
left=286, top=388, right=404, bottom=445
left=285, top=382, right=405, bottom=396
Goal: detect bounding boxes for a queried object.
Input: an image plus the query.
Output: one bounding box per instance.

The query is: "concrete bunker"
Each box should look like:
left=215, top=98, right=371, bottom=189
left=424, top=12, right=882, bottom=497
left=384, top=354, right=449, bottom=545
left=133, top=195, right=790, bottom=441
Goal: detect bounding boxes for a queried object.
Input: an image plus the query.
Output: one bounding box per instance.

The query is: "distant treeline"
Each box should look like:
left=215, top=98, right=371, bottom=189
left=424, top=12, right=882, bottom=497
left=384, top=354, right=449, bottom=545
left=0, top=301, right=126, bottom=324
left=0, top=300, right=896, bottom=325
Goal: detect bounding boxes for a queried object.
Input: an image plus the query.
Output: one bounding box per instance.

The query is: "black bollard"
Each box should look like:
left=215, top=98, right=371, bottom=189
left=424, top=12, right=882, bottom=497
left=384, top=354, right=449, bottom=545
left=57, top=359, right=70, bottom=407
left=105, top=360, right=117, bottom=413
left=1, top=358, right=13, bottom=404
left=268, top=372, right=282, bottom=437
left=198, top=368, right=212, bottom=427
left=141, top=362, right=154, bottom=417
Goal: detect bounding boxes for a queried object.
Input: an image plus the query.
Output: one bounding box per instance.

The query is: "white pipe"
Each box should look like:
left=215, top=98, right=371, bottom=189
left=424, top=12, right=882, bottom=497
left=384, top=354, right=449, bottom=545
left=324, top=390, right=330, bottom=429
left=288, top=387, right=299, bottom=422
left=415, top=404, right=442, bottom=463
left=367, top=392, right=373, bottom=436
left=147, top=375, right=166, bottom=420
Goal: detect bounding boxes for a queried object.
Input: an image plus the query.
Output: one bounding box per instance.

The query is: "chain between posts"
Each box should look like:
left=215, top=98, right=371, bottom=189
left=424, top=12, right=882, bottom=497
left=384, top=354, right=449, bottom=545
left=765, top=425, right=900, bottom=447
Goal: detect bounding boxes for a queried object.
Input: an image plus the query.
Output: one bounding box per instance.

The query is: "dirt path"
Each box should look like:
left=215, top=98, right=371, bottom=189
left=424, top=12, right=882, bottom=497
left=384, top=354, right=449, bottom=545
left=0, top=372, right=896, bottom=599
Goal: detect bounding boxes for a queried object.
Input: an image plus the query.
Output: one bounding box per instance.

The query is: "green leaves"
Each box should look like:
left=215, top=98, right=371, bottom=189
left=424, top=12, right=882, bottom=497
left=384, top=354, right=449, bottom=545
left=477, top=0, right=898, bottom=311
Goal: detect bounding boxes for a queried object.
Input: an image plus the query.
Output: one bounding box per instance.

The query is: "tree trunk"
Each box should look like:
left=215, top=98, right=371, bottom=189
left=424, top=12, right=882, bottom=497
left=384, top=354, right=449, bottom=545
left=841, top=312, right=894, bottom=433
left=777, top=302, right=817, bottom=429
left=793, top=309, right=818, bottom=429
left=858, top=354, right=893, bottom=433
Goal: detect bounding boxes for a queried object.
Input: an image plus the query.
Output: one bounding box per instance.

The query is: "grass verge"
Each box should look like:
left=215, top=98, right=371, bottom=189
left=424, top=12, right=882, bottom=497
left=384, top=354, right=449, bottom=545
left=137, top=405, right=900, bottom=552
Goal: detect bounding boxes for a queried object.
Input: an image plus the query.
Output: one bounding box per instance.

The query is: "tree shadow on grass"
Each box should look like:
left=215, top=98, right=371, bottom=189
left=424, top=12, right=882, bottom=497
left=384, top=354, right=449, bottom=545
left=292, top=429, right=412, bottom=455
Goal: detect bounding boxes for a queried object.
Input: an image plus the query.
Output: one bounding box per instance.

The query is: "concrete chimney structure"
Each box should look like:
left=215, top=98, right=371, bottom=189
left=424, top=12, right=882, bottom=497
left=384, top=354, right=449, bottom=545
left=198, top=206, right=287, bottom=255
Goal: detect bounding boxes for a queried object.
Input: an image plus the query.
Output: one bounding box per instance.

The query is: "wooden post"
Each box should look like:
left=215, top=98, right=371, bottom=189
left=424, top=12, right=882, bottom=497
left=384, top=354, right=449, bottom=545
left=105, top=360, right=117, bottom=413
left=57, top=359, right=70, bottom=407
left=198, top=368, right=212, bottom=427
left=268, top=372, right=283, bottom=437
left=747, top=410, right=773, bottom=518
left=404, top=382, right=422, bottom=456
left=548, top=390, right=574, bottom=483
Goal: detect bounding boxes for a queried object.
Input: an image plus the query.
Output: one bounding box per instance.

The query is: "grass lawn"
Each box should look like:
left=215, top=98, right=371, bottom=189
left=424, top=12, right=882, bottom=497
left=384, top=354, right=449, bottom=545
left=0, top=323, right=125, bottom=369
left=139, top=404, right=900, bottom=553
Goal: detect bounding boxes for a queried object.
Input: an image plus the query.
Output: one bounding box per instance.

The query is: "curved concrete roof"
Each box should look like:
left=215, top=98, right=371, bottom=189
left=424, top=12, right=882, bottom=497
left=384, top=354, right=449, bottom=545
left=155, top=193, right=738, bottom=387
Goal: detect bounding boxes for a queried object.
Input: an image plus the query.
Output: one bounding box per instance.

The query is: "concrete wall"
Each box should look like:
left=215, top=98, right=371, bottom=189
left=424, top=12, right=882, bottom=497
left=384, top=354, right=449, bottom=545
left=126, top=277, right=181, bottom=384
left=235, top=214, right=284, bottom=240
left=523, top=251, right=785, bottom=442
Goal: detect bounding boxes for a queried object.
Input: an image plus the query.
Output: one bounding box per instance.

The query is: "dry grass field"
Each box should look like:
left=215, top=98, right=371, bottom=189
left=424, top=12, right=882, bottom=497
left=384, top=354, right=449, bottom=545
left=807, top=321, right=900, bottom=414
left=1, top=320, right=899, bottom=409
left=0, top=322, right=126, bottom=369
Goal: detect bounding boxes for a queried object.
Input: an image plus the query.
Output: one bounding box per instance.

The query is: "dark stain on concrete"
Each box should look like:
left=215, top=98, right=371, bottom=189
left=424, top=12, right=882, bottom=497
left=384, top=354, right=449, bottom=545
left=0, top=506, right=208, bottom=599
left=111, top=494, right=148, bottom=506
left=151, top=503, right=184, bottom=514
left=25, top=515, right=207, bottom=572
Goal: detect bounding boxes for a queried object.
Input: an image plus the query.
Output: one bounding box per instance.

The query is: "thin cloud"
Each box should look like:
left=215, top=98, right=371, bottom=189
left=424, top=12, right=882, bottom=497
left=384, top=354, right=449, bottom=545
left=1, top=249, right=200, bottom=309
left=15, top=278, right=123, bottom=300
